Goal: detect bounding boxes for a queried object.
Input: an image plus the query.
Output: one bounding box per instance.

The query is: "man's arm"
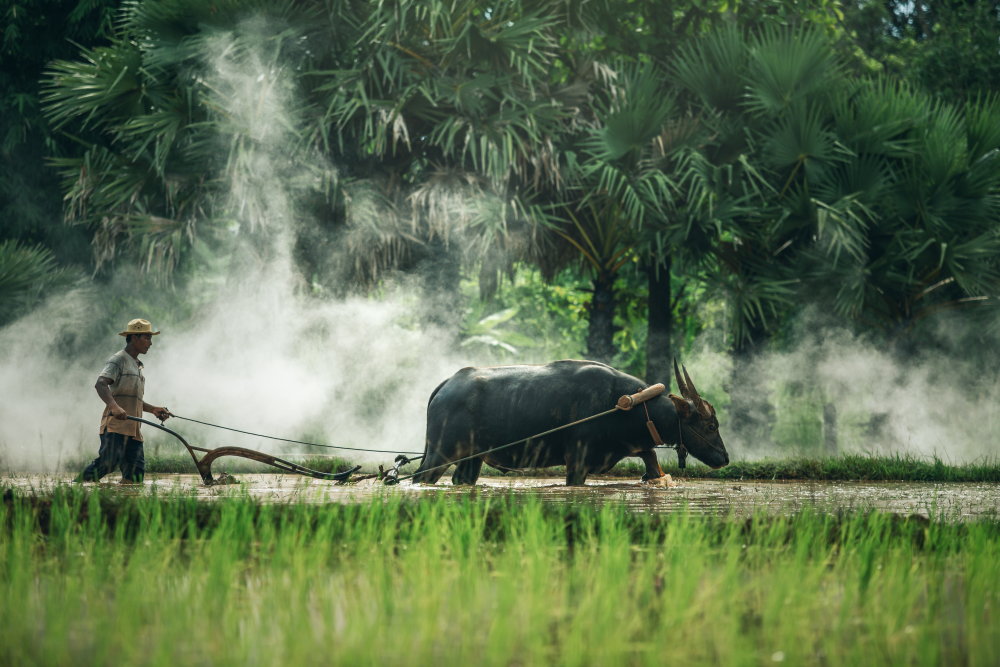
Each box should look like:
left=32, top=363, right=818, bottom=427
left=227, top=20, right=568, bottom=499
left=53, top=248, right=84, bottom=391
left=142, top=401, right=171, bottom=421
left=95, top=377, right=127, bottom=420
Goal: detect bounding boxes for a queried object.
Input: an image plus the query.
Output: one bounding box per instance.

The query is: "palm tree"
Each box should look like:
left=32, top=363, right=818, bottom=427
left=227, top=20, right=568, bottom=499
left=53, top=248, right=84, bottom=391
left=670, top=24, right=1000, bottom=445
left=43, top=0, right=599, bottom=343
left=541, top=200, right=636, bottom=363
left=540, top=63, right=689, bottom=365
left=43, top=0, right=342, bottom=282
left=315, top=0, right=599, bottom=333
left=814, top=88, right=1000, bottom=346
left=0, top=240, right=80, bottom=326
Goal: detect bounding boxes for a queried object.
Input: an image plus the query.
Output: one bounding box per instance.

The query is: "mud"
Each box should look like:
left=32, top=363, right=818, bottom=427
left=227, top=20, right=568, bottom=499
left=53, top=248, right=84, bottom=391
left=5, top=473, right=999, bottom=520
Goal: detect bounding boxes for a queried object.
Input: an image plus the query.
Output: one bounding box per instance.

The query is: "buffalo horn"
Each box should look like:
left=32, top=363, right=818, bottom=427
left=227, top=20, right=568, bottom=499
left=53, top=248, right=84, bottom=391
left=683, top=365, right=711, bottom=418
left=673, top=358, right=689, bottom=398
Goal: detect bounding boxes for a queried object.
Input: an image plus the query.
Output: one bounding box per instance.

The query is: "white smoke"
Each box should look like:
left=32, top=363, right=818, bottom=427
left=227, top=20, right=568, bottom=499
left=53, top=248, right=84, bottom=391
left=682, top=310, right=1000, bottom=463
left=3, top=17, right=999, bottom=475
left=0, top=288, right=97, bottom=473
left=0, top=20, right=472, bottom=473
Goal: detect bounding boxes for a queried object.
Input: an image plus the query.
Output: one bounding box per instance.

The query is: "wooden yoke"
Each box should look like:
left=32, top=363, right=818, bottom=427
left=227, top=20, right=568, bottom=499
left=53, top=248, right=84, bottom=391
left=617, top=383, right=665, bottom=410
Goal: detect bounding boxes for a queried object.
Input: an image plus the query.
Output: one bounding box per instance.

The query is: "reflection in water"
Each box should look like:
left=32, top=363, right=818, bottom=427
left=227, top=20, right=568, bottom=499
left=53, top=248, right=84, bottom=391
left=5, top=473, right=999, bottom=520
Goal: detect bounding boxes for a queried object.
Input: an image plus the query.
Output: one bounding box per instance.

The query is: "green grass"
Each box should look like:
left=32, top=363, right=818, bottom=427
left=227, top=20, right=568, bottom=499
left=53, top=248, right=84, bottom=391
left=62, top=452, right=358, bottom=476
left=60, top=450, right=1000, bottom=483
left=657, top=452, right=1000, bottom=482
left=2, top=485, right=999, bottom=665
left=477, top=452, right=1000, bottom=482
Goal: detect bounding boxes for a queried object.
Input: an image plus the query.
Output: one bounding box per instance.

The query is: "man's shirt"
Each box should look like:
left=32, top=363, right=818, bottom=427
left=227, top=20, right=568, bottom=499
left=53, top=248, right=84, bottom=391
left=98, top=350, right=145, bottom=441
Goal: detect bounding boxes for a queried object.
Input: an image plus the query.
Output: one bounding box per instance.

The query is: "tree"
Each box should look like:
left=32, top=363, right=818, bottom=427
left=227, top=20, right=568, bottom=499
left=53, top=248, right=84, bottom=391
left=0, top=240, right=80, bottom=326
left=44, top=0, right=345, bottom=282
left=809, top=86, right=1000, bottom=347
left=584, top=0, right=849, bottom=378
left=315, top=0, right=593, bottom=332
left=670, top=24, right=1000, bottom=445
left=540, top=63, right=678, bottom=364
left=843, top=0, right=1000, bottom=104
left=0, top=0, right=122, bottom=267
left=43, top=0, right=599, bottom=344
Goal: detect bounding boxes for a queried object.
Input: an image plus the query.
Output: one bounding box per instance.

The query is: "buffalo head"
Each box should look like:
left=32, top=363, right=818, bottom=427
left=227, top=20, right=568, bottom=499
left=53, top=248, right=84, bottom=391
left=668, top=359, right=729, bottom=469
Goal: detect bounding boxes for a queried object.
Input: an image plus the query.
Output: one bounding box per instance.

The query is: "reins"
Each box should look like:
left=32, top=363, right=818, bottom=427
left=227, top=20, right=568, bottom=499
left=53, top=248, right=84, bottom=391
left=388, top=405, right=625, bottom=484
left=168, top=414, right=424, bottom=456
left=641, top=395, right=689, bottom=469
left=125, top=415, right=362, bottom=484
left=141, top=381, right=699, bottom=484
left=387, top=384, right=678, bottom=484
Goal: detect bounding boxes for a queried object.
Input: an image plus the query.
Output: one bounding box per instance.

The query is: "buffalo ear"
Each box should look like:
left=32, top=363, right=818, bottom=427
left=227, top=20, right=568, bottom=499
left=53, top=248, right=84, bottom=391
left=668, top=394, right=692, bottom=421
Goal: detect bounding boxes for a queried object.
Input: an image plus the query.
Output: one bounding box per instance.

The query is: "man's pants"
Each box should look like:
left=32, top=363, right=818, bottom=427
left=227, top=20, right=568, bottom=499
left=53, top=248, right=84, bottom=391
left=78, top=431, right=145, bottom=483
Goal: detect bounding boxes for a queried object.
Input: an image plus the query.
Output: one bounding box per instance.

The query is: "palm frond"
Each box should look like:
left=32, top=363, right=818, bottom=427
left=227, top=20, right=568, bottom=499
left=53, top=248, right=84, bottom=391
left=0, top=241, right=81, bottom=325
left=762, top=102, right=840, bottom=190
left=670, top=24, right=746, bottom=112
left=744, top=25, right=842, bottom=116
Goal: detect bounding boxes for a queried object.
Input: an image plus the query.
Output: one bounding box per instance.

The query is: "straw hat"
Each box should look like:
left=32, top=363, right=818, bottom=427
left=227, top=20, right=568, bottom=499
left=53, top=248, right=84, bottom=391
left=119, top=319, right=161, bottom=337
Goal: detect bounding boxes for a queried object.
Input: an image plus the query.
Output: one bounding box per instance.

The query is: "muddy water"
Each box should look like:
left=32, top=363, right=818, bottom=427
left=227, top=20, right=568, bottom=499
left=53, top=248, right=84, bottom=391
left=6, top=473, right=999, bottom=519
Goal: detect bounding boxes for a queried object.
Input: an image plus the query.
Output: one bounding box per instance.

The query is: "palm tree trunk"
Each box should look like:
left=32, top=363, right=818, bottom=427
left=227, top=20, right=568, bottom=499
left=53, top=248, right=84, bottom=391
left=645, top=255, right=672, bottom=384
left=728, top=328, right=775, bottom=451
left=586, top=273, right=617, bottom=364
left=419, top=236, right=464, bottom=343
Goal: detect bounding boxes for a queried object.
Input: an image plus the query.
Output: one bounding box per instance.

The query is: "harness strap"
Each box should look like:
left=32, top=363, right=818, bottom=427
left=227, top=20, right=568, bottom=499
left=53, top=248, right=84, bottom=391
left=638, top=389, right=685, bottom=469
left=676, top=419, right=687, bottom=469
left=641, top=400, right=664, bottom=446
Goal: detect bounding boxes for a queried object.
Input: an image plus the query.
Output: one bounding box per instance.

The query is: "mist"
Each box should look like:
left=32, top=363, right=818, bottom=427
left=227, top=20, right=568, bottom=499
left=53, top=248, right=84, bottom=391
left=682, top=309, right=1000, bottom=463
left=4, top=279, right=999, bottom=472
left=3, top=17, right=999, bottom=475
left=0, top=263, right=477, bottom=473
left=0, top=20, right=474, bottom=473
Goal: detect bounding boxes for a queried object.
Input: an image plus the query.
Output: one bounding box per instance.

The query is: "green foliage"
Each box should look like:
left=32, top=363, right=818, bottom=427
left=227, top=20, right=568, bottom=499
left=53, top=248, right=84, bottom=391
left=322, top=0, right=571, bottom=189
left=0, top=0, right=118, bottom=154
left=63, top=452, right=355, bottom=475
left=42, top=0, right=334, bottom=280
left=591, top=0, right=849, bottom=64
left=0, top=0, right=121, bottom=268
left=40, top=0, right=600, bottom=287
left=457, top=262, right=658, bottom=372
left=663, top=452, right=1000, bottom=482
left=460, top=265, right=590, bottom=363
left=609, top=262, right=649, bottom=377
left=0, top=240, right=80, bottom=326
left=461, top=305, right=537, bottom=355
left=2, top=488, right=999, bottom=665
left=673, top=26, right=1000, bottom=349
left=843, top=0, right=1000, bottom=104
left=16, top=0, right=1000, bottom=381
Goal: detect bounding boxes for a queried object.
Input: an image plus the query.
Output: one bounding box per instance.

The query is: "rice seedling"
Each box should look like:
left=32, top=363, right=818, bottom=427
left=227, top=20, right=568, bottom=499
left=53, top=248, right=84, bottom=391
left=57, top=451, right=1000, bottom=484
left=2, top=485, right=998, bottom=665
left=660, top=452, right=1000, bottom=482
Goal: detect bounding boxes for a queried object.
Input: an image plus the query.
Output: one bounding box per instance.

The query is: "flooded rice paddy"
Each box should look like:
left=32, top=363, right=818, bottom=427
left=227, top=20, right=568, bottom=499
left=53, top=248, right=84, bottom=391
left=6, top=472, right=999, bottom=519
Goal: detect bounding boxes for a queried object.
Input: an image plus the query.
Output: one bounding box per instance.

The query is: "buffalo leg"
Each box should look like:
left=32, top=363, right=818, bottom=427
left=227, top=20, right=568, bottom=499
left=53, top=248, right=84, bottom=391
left=414, top=413, right=473, bottom=485
left=411, top=450, right=451, bottom=484
left=565, top=457, right=589, bottom=486
left=638, top=450, right=664, bottom=482
left=452, top=456, right=483, bottom=485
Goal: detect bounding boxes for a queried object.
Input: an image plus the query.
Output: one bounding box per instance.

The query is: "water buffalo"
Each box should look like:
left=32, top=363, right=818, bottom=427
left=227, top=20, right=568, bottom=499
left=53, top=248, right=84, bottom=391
left=410, top=359, right=728, bottom=486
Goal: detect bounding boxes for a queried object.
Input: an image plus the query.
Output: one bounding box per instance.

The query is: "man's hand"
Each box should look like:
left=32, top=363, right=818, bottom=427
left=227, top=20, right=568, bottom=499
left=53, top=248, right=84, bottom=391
left=111, top=404, right=128, bottom=420
left=142, top=401, right=171, bottom=421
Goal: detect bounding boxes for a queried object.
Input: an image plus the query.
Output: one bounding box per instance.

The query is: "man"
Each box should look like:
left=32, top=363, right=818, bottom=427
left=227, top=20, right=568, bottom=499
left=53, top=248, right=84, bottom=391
left=78, top=319, right=171, bottom=484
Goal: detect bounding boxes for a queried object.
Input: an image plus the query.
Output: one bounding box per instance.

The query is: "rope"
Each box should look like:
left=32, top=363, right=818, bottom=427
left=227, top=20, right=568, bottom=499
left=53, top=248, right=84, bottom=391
left=392, top=406, right=624, bottom=484
left=166, top=414, right=425, bottom=456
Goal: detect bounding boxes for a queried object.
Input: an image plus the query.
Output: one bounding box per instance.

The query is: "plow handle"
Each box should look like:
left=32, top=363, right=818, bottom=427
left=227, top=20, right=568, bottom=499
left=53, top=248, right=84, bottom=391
left=617, top=383, right=665, bottom=410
